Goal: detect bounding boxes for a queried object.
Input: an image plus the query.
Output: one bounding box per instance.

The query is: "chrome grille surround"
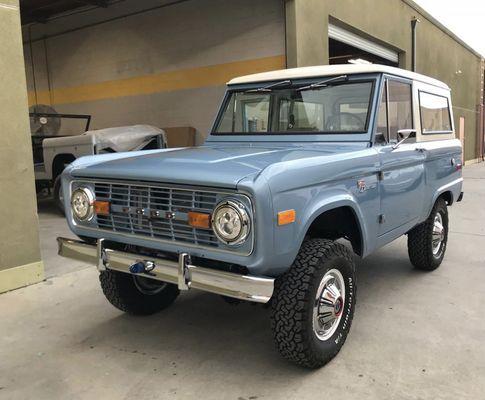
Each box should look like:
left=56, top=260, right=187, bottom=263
left=69, top=179, right=254, bottom=255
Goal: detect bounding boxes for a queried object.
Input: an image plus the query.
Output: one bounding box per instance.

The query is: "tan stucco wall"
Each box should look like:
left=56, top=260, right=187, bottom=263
left=286, top=0, right=483, bottom=161
left=0, top=0, right=43, bottom=291
left=23, top=0, right=286, bottom=143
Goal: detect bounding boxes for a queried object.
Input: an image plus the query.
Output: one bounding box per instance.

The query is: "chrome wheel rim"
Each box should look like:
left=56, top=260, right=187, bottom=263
left=432, top=212, right=445, bottom=256
left=133, top=276, right=167, bottom=295
left=312, top=268, right=346, bottom=341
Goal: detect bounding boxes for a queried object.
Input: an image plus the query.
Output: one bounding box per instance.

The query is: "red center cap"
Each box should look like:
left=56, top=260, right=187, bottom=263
left=334, top=297, right=343, bottom=317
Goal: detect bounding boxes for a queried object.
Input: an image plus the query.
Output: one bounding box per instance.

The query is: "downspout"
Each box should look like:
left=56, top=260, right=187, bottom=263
left=411, top=17, right=420, bottom=72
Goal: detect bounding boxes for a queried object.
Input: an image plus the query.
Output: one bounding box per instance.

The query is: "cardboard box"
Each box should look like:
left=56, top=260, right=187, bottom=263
left=163, top=127, right=196, bottom=148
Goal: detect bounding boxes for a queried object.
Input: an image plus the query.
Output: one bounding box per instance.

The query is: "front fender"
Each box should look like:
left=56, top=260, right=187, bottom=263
left=267, top=185, right=376, bottom=276
left=300, top=192, right=369, bottom=254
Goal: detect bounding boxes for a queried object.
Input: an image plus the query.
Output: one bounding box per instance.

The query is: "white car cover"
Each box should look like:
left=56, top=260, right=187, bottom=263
left=87, top=125, right=166, bottom=152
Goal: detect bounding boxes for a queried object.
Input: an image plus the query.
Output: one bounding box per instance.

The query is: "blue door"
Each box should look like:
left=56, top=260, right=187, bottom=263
left=375, top=77, right=426, bottom=235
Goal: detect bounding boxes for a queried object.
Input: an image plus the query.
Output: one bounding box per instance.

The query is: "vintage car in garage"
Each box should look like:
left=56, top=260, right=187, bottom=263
left=57, top=64, right=463, bottom=368
left=31, top=111, right=167, bottom=212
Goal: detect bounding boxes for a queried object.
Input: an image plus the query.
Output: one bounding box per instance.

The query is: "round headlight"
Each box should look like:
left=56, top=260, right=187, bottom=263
left=71, top=187, right=95, bottom=221
left=211, top=200, right=250, bottom=245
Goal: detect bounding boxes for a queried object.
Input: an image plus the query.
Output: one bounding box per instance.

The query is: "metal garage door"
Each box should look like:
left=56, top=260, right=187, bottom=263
left=328, top=23, right=399, bottom=64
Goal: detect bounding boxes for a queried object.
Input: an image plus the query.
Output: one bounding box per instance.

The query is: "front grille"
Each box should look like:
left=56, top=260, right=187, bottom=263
left=93, top=182, right=219, bottom=247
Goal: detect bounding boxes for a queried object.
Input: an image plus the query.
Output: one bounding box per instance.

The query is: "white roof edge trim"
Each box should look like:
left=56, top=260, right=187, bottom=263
left=228, top=64, right=450, bottom=90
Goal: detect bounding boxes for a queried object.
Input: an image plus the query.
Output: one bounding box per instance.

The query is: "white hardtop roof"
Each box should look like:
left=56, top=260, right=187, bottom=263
left=228, top=64, right=450, bottom=90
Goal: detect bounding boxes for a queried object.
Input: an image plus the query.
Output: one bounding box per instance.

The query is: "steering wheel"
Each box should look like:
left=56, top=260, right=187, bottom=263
left=325, top=112, right=364, bottom=131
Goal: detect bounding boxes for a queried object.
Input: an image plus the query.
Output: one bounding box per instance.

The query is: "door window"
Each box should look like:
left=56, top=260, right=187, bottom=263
left=375, top=81, right=388, bottom=143
left=387, top=80, right=413, bottom=142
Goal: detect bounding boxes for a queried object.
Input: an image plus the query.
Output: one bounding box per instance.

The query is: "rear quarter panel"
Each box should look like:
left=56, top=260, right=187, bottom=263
left=413, top=82, right=463, bottom=220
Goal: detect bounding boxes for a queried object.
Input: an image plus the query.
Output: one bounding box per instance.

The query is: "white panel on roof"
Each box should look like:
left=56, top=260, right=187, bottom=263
left=329, top=24, right=399, bottom=63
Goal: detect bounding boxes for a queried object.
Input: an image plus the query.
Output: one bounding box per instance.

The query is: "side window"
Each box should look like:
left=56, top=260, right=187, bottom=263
left=387, top=80, right=413, bottom=142
left=419, top=92, right=452, bottom=133
left=375, top=81, right=388, bottom=143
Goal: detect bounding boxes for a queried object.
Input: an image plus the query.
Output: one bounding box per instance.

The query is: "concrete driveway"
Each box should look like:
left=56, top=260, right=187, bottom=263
left=1, top=165, right=484, bottom=400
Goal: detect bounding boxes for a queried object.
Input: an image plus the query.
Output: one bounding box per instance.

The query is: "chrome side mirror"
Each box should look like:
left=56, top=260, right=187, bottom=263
left=392, top=129, right=416, bottom=150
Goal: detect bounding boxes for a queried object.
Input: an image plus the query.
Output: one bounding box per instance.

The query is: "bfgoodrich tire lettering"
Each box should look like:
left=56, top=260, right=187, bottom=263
left=99, top=269, right=179, bottom=315
left=407, top=198, right=448, bottom=271
left=271, top=239, right=356, bottom=368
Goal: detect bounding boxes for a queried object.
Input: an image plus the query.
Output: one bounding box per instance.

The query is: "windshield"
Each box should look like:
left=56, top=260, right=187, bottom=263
left=214, top=80, right=374, bottom=135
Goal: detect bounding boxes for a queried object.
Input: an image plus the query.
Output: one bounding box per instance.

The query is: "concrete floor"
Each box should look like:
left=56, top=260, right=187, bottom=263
left=1, top=165, right=485, bottom=400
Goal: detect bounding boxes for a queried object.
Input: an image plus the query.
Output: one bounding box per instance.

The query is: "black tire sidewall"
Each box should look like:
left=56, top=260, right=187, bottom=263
left=408, top=198, right=449, bottom=271
left=100, top=269, right=179, bottom=315
left=429, top=201, right=448, bottom=264
left=271, top=239, right=357, bottom=368
left=307, top=254, right=356, bottom=361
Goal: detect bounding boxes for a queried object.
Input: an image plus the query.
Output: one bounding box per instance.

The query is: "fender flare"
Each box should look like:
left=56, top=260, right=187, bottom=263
left=297, top=192, right=369, bottom=257
left=427, top=177, right=463, bottom=218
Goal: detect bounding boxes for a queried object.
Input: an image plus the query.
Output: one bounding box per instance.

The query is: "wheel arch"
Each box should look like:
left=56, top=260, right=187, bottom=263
left=300, top=197, right=367, bottom=257
left=424, top=176, right=463, bottom=222
left=51, top=153, right=76, bottom=180
left=437, top=190, right=453, bottom=206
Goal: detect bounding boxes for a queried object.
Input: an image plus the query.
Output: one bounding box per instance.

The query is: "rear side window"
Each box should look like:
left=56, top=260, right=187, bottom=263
left=419, top=91, right=452, bottom=134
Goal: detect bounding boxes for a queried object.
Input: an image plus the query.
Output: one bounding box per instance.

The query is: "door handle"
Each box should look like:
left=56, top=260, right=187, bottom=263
left=415, top=147, right=427, bottom=153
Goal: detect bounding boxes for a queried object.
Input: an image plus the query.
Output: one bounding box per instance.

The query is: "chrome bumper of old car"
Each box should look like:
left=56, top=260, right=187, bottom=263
left=57, top=237, right=274, bottom=303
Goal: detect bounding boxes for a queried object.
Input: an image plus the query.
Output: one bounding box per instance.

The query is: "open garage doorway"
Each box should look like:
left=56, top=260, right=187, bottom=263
left=329, top=38, right=398, bottom=66
left=328, top=24, right=399, bottom=66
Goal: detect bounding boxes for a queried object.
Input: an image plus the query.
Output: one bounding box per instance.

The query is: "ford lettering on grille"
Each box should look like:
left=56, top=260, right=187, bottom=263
left=93, top=182, right=219, bottom=247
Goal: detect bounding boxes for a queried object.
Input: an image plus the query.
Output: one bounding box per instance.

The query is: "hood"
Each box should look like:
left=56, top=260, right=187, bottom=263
left=69, top=142, right=369, bottom=188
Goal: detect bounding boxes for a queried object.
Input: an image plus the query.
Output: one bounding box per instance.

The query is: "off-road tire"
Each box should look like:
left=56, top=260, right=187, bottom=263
left=408, top=198, right=448, bottom=271
left=271, top=239, right=356, bottom=368
left=53, top=176, right=65, bottom=215
left=99, top=269, right=179, bottom=315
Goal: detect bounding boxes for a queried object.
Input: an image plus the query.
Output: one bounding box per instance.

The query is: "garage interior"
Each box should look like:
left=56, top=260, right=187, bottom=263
left=1, top=0, right=485, bottom=398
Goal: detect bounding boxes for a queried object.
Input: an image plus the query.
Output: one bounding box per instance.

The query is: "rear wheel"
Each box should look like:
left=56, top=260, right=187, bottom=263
left=271, top=239, right=356, bottom=368
left=408, top=198, right=448, bottom=271
left=99, top=269, right=179, bottom=315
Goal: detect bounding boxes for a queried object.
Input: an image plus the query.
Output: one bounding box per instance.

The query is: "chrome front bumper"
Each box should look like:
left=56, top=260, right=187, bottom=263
left=57, top=237, right=274, bottom=303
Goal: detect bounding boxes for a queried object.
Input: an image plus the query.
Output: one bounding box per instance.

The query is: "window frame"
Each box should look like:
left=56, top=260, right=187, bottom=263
left=418, top=90, right=453, bottom=135
left=211, top=79, right=376, bottom=136
left=374, top=76, right=414, bottom=144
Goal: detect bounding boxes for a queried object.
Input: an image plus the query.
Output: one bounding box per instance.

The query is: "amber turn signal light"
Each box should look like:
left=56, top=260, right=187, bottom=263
left=278, top=209, right=296, bottom=226
left=188, top=211, right=211, bottom=229
left=94, top=200, right=110, bottom=216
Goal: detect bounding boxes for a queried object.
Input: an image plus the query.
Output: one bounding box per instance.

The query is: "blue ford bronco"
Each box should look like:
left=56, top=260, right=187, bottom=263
left=58, top=64, right=463, bottom=368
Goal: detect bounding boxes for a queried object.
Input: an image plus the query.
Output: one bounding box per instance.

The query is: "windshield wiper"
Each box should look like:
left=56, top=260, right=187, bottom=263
left=245, top=79, right=292, bottom=93
left=296, top=75, right=348, bottom=92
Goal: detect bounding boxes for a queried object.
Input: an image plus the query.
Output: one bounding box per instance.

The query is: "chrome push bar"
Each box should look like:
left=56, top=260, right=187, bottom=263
left=57, top=237, right=274, bottom=303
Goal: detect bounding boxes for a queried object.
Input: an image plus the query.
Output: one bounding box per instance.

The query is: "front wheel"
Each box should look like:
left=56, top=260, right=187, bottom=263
left=99, top=269, right=179, bottom=315
left=271, top=239, right=356, bottom=368
left=408, top=198, right=448, bottom=271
